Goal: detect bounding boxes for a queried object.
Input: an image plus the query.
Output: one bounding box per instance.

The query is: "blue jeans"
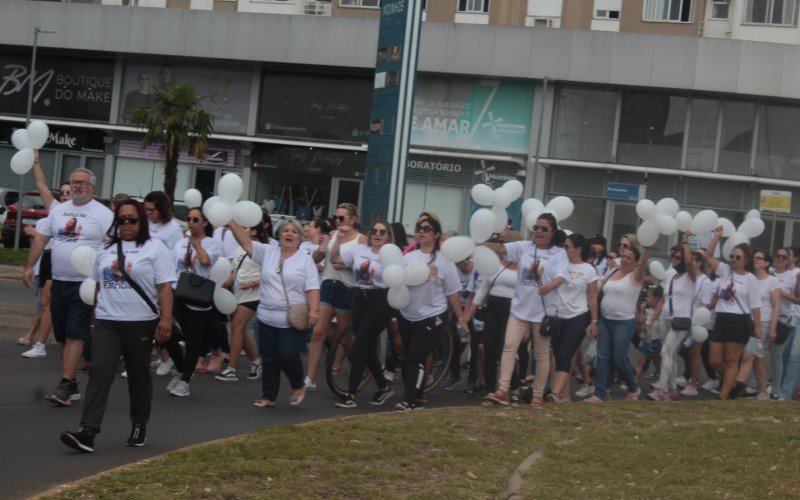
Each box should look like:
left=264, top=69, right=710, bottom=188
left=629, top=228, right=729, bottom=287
left=257, top=321, right=306, bottom=401
left=779, top=326, right=800, bottom=399
left=594, top=317, right=639, bottom=399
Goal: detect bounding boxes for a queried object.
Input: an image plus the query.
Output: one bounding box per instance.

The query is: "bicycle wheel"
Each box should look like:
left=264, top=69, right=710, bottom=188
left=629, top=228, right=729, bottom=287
left=423, top=324, right=454, bottom=393
left=324, top=325, right=372, bottom=397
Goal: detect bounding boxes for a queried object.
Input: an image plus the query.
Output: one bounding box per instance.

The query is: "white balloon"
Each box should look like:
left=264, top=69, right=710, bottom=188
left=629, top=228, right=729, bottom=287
left=649, top=260, right=666, bottom=281
left=524, top=209, right=543, bottom=231
left=472, top=246, right=501, bottom=277
left=441, top=236, right=476, bottom=263
left=378, top=244, right=403, bottom=268
left=202, top=195, right=221, bottom=215
left=738, top=218, right=765, bottom=239
left=387, top=285, right=411, bottom=310
left=502, top=179, right=524, bottom=201
left=70, top=245, right=97, bottom=277
left=690, top=325, right=709, bottom=343
left=213, top=288, right=238, bottom=314
left=521, top=198, right=544, bottom=216
left=206, top=201, right=233, bottom=227
left=10, top=129, right=30, bottom=150
left=27, top=120, right=49, bottom=149
left=692, top=307, right=711, bottom=327
left=10, top=148, right=34, bottom=175
left=471, top=184, right=494, bottom=206
left=655, top=198, right=680, bottom=217
left=656, top=214, right=678, bottom=236
left=469, top=208, right=496, bottom=243
left=691, top=209, right=719, bottom=234
left=79, top=278, right=97, bottom=306
left=492, top=205, right=508, bottom=233
left=745, top=209, right=761, bottom=220
left=217, top=173, right=243, bottom=203
left=717, top=217, right=736, bottom=238
left=636, top=199, right=657, bottom=221
left=545, top=196, right=574, bottom=221
left=232, top=200, right=263, bottom=228
left=675, top=211, right=692, bottom=232
left=404, top=261, right=430, bottom=286
left=492, top=187, right=513, bottom=209
left=209, top=258, right=233, bottom=286
left=382, top=264, right=406, bottom=288
left=183, top=188, right=203, bottom=209
left=637, top=220, right=660, bottom=248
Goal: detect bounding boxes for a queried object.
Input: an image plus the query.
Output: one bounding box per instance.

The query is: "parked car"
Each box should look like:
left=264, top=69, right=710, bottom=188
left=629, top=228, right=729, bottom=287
left=1, top=191, right=53, bottom=248
left=0, top=187, right=20, bottom=228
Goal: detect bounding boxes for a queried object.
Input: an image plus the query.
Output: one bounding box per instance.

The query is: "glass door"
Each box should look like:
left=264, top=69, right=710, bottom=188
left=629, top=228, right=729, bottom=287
left=194, top=168, right=217, bottom=201
left=329, top=178, right=363, bottom=217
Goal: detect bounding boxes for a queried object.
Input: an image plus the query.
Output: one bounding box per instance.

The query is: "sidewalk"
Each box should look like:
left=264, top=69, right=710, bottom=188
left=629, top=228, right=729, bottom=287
left=0, top=264, right=22, bottom=281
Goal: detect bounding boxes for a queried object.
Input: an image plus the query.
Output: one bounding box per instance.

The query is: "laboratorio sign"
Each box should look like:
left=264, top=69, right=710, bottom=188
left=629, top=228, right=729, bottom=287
left=407, top=160, right=462, bottom=173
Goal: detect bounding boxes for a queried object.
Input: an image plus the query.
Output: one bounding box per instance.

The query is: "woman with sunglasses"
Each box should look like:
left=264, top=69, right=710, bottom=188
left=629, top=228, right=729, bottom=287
left=704, top=226, right=762, bottom=400
left=603, top=234, right=638, bottom=277
left=60, top=200, right=175, bottom=452
left=584, top=242, right=648, bottom=403
left=773, top=247, right=800, bottom=399
left=162, top=208, right=221, bottom=398
left=334, top=220, right=395, bottom=408
left=306, top=203, right=367, bottom=390
left=227, top=219, right=320, bottom=408
left=143, top=191, right=183, bottom=252
left=648, top=238, right=697, bottom=401
left=486, top=213, right=568, bottom=408
left=394, top=216, right=466, bottom=410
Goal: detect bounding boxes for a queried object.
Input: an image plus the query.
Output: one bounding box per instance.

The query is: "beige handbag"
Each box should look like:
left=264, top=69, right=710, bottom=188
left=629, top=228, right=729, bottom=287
left=278, top=259, right=309, bottom=331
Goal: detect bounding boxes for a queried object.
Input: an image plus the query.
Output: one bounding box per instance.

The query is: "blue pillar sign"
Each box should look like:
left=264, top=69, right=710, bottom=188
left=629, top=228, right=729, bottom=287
left=361, top=0, right=423, bottom=225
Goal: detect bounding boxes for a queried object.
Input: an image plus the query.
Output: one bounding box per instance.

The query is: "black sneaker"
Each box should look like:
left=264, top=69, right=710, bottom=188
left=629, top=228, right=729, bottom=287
left=335, top=394, right=357, bottom=409
left=729, top=381, right=746, bottom=400
left=60, top=429, right=94, bottom=453
left=395, top=401, right=424, bottom=411
left=47, top=380, right=80, bottom=406
left=370, top=387, right=394, bottom=406
left=126, top=424, right=147, bottom=447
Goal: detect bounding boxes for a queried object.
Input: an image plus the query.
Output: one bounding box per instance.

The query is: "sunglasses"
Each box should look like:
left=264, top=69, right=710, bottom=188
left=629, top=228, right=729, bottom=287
left=415, top=225, right=434, bottom=234
left=335, top=215, right=347, bottom=223
left=532, top=225, right=550, bottom=232
left=753, top=256, right=766, bottom=261
left=185, top=216, right=203, bottom=223
left=776, top=254, right=789, bottom=259
left=619, top=243, right=630, bottom=248
left=671, top=254, right=682, bottom=260
left=59, top=191, right=70, bottom=196
left=370, top=228, right=388, bottom=236
left=729, top=254, right=743, bottom=261
left=116, top=216, right=139, bottom=225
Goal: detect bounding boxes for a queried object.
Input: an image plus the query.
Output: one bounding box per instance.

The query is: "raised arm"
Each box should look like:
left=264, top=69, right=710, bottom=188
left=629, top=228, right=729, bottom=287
left=633, top=246, right=649, bottom=283
left=682, top=232, right=697, bottom=281
left=226, top=223, right=253, bottom=256
left=32, top=150, right=55, bottom=209
left=704, top=226, right=723, bottom=272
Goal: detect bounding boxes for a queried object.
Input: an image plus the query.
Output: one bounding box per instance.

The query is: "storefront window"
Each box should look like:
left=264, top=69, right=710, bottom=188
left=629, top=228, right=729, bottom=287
left=552, top=86, right=617, bottom=162
left=253, top=169, right=331, bottom=220
left=609, top=202, right=671, bottom=259
left=402, top=183, right=465, bottom=234
left=112, top=158, right=191, bottom=200
left=617, top=90, right=687, bottom=169
left=719, top=99, right=756, bottom=176
left=556, top=196, right=605, bottom=241
left=755, top=102, right=800, bottom=181
left=685, top=97, right=719, bottom=172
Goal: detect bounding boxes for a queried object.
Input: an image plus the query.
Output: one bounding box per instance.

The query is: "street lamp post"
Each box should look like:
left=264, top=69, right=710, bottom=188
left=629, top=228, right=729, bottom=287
left=14, top=27, right=55, bottom=250
left=527, top=76, right=550, bottom=200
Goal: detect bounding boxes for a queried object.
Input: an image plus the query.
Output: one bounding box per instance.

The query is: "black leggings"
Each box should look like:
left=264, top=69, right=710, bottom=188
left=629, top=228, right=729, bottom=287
left=701, top=336, right=717, bottom=380
left=481, top=296, right=512, bottom=392
left=551, top=311, right=590, bottom=373
left=348, top=288, right=391, bottom=395
left=160, top=301, right=214, bottom=382
left=398, top=312, right=447, bottom=403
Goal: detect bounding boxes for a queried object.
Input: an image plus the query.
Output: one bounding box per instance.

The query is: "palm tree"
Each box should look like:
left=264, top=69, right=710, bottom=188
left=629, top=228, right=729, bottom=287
left=129, top=83, right=214, bottom=203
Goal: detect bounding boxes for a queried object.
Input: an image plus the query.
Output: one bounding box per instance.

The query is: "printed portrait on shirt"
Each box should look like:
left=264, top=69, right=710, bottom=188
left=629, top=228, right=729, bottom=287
left=102, top=259, right=133, bottom=287
left=58, top=217, right=82, bottom=240
left=354, top=257, right=374, bottom=286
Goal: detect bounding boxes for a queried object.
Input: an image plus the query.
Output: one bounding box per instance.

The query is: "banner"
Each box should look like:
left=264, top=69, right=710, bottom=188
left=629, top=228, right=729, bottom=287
left=405, top=154, right=523, bottom=188
left=760, top=190, right=792, bottom=214
left=0, top=123, right=105, bottom=153
left=0, top=54, right=114, bottom=122
left=119, top=60, right=252, bottom=134
left=118, top=139, right=236, bottom=168
left=254, top=146, right=365, bottom=178
left=411, top=77, right=534, bottom=154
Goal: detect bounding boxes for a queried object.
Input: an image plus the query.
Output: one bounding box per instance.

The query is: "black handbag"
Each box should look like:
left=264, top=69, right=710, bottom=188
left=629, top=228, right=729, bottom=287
left=776, top=321, right=792, bottom=345
left=535, top=248, right=562, bottom=337
left=174, top=245, right=214, bottom=307
left=668, top=275, right=693, bottom=331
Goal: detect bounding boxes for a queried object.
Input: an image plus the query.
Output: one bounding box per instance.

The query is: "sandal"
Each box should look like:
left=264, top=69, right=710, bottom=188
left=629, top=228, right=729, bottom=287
left=253, top=398, right=276, bottom=408
left=16, top=337, right=32, bottom=346
left=530, top=396, right=544, bottom=409
left=290, top=388, right=306, bottom=406
left=485, top=391, right=510, bottom=406
left=331, top=364, right=342, bottom=376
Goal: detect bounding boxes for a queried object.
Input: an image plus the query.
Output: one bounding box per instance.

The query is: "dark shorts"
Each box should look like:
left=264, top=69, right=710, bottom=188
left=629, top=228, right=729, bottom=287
left=50, top=280, right=93, bottom=343
left=637, top=338, right=662, bottom=357
left=713, top=312, right=751, bottom=345
left=320, top=279, right=352, bottom=312
left=38, top=249, right=52, bottom=288
left=242, top=300, right=259, bottom=311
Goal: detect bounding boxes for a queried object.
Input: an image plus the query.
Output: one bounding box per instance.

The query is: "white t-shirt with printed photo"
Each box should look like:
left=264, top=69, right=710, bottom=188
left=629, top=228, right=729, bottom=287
left=173, top=236, right=221, bottom=311
left=504, top=241, right=569, bottom=323
left=555, top=262, right=598, bottom=319
left=714, top=262, right=761, bottom=315
left=773, top=268, right=799, bottom=320
left=400, top=249, right=462, bottom=322
left=340, top=244, right=387, bottom=290
left=149, top=219, right=184, bottom=251
left=38, top=199, right=114, bottom=282
left=93, top=238, right=176, bottom=322
left=757, top=275, right=780, bottom=322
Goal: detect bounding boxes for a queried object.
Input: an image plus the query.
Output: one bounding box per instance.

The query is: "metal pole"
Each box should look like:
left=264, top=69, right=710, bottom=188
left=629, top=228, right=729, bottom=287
left=528, top=76, right=548, bottom=200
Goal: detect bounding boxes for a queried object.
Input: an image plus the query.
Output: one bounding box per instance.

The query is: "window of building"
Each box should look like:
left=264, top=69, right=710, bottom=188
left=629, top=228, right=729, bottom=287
left=643, top=0, right=693, bottom=22
left=113, top=158, right=192, bottom=201
left=595, top=10, right=620, bottom=18
left=755, top=103, right=800, bottom=180
left=719, top=99, right=756, bottom=176
left=617, top=90, right=688, bottom=169
left=686, top=97, right=719, bottom=172
left=340, top=0, right=380, bottom=7
left=710, top=0, right=730, bottom=19
left=744, top=0, right=799, bottom=25
left=402, top=183, right=464, bottom=234
left=458, top=0, right=489, bottom=13
left=552, top=86, right=617, bottom=163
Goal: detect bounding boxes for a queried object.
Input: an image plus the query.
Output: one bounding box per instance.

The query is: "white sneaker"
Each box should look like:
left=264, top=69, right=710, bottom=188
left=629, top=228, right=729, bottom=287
left=21, top=342, right=46, bottom=358
left=170, top=381, right=190, bottom=397
left=575, top=383, right=595, bottom=398
left=166, top=374, right=182, bottom=392
left=383, top=369, right=394, bottom=383
left=675, top=376, right=688, bottom=388
left=756, top=392, right=770, bottom=401
left=156, top=358, right=174, bottom=376
left=121, top=371, right=128, bottom=379
left=701, top=379, right=719, bottom=391
left=744, top=386, right=758, bottom=396
left=619, top=383, right=628, bottom=392
left=304, top=376, right=317, bottom=391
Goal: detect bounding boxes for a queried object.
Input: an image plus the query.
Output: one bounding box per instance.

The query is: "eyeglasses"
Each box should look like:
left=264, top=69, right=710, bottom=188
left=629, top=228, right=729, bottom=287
left=776, top=253, right=789, bottom=259
left=370, top=228, right=388, bottom=236
left=335, top=216, right=347, bottom=223
left=276, top=258, right=284, bottom=274
left=69, top=180, right=92, bottom=187
left=116, top=216, right=139, bottom=225
left=729, top=254, right=743, bottom=261
left=185, top=216, right=203, bottom=223
left=619, top=243, right=630, bottom=248
left=415, top=225, right=434, bottom=234
left=532, top=225, right=550, bottom=232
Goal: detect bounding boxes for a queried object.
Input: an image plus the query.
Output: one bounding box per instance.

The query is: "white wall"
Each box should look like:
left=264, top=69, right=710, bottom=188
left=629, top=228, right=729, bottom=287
left=728, top=0, right=800, bottom=44
left=527, top=0, right=562, bottom=18
left=237, top=0, right=304, bottom=14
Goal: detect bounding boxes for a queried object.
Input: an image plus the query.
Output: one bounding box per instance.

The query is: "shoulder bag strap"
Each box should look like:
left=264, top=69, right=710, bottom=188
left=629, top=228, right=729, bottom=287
left=488, top=263, right=511, bottom=290
left=669, top=275, right=675, bottom=317
left=533, top=247, right=556, bottom=316
left=278, top=258, right=291, bottom=307
left=730, top=275, right=750, bottom=316
left=117, top=240, right=159, bottom=315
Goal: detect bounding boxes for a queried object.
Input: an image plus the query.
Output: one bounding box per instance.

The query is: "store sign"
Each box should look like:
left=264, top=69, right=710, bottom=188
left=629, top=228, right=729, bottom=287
left=411, top=77, right=534, bottom=154
left=254, top=147, right=365, bottom=179
left=0, top=123, right=105, bottom=153
left=606, top=182, right=644, bottom=201
left=258, top=73, right=373, bottom=143
left=760, top=189, right=792, bottom=214
left=118, top=139, right=236, bottom=167
left=0, top=54, right=114, bottom=121
left=406, top=155, right=523, bottom=188
left=118, top=60, right=252, bottom=134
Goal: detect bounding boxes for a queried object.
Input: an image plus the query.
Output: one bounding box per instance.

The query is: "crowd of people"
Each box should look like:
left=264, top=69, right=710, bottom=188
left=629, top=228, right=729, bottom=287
left=14, top=162, right=800, bottom=454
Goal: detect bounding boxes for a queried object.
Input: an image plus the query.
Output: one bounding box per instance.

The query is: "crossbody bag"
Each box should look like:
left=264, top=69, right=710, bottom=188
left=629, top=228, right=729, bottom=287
left=174, top=243, right=215, bottom=307
left=668, top=275, right=695, bottom=331
left=278, top=257, right=310, bottom=331
left=533, top=248, right=563, bottom=337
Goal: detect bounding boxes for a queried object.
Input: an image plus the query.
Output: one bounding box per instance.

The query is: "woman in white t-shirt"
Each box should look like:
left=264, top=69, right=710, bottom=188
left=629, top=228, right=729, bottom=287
left=394, top=215, right=467, bottom=411
left=143, top=191, right=183, bottom=251
left=772, top=247, right=799, bottom=399
left=550, top=233, right=599, bottom=403
left=648, top=239, right=697, bottom=401
left=486, top=213, right=569, bottom=409
left=228, top=219, right=320, bottom=408
left=61, top=200, right=175, bottom=452
left=704, top=226, right=762, bottom=400
left=333, top=220, right=395, bottom=409
left=679, top=251, right=716, bottom=397
left=299, top=218, right=326, bottom=274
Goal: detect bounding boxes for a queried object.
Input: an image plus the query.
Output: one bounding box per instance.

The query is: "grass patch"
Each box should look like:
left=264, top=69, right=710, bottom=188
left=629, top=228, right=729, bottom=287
left=0, top=247, right=28, bottom=266
left=51, top=401, right=800, bottom=498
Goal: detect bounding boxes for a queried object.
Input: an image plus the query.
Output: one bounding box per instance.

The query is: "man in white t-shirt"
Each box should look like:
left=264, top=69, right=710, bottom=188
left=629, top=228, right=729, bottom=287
left=23, top=167, right=114, bottom=406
